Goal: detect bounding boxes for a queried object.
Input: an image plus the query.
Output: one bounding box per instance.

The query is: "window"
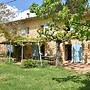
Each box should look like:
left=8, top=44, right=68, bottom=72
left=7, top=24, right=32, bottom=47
left=21, top=26, right=30, bottom=35
left=70, top=27, right=74, bottom=32
left=21, top=26, right=26, bottom=35
left=41, top=24, right=48, bottom=34
left=27, top=27, right=29, bottom=34
left=44, top=24, right=48, bottom=28
left=88, top=43, right=90, bottom=50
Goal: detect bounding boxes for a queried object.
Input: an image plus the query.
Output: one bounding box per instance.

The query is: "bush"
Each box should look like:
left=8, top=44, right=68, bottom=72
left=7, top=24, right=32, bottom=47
left=41, top=60, right=49, bottom=68
left=21, top=59, right=39, bottom=68
left=21, top=59, right=49, bottom=68
left=4, top=57, right=15, bottom=65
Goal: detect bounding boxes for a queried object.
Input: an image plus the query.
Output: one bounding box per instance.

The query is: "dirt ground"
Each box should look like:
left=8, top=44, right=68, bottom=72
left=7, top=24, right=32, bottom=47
left=63, top=61, right=90, bottom=73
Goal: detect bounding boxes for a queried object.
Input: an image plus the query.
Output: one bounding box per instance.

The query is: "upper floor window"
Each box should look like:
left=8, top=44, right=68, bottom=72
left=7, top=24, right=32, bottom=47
left=70, top=27, right=74, bottom=32
left=41, top=24, right=48, bottom=34
left=27, top=27, right=29, bottom=34
left=88, top=43, right=90, bottom=50
left=21, top=26, right=29, bottom=35
left=21, top=26, right=26, bottom=35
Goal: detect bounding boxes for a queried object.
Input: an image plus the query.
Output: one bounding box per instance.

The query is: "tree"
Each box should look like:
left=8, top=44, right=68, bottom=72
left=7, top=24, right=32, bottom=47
left=64, top=0, right=90, bottom=41
left=0, top=3, right=21, bottom=63
left=64, top=0, right=88, bottom=14
left=0, top=3, right=17, bottom=23
left=0, top=3, right=18, bottom=41
left=29, top=0, right=89, bottom=66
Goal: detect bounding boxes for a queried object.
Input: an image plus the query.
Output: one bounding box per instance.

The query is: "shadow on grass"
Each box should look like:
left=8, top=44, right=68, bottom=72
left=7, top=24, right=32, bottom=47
left=52, top=72, right=90, bottom=90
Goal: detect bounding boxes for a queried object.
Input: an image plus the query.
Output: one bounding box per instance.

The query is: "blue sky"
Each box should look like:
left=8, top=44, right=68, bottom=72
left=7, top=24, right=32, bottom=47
left=0, top=0, right=43, bottom=12
left=0, top=0, right=90, bottom=12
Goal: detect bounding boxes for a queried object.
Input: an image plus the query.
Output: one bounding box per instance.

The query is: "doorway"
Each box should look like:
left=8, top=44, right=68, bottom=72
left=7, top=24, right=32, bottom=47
left=65, top=44, right=72, bottom=61
left=41, top=44, right=45, bottom=56
left=32, top=44, right=39, bottom=59
left=13, top=45, right=22, bottom=61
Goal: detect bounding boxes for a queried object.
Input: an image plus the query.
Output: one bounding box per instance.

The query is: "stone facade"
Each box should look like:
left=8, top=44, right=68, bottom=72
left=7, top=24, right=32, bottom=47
left=82, top=41, right=90, bottom=64
left=0, top=13, right=90, bottom=63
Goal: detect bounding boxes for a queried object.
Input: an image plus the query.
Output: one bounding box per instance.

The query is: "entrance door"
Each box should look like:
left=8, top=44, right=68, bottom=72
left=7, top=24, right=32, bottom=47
left=32, top=44, right=39, bottom=59
left=13, top=45, right=22, bottom=61
left=65, top=45, right=71, bottom=61
left=7, top=44, right=13, bottom=57
left=72, top=44, right=82, bottom=63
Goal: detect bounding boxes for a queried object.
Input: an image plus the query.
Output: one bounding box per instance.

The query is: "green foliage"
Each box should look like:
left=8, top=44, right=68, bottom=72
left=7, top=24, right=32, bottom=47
left=29, top=0, right=62, bottom=19
left=29, top=3, right=39, bottom=13
left=29, top=0, right=89, bottom=66
left=5, top=57, right=15, bottom=65
left=65, top=0, right=88, bottom=14
left=21, top=59, right=49, bottom=68
left=58, top=6, right=70, bottom=22
left=29, top=0, right=89, bottom=43
left=70, top=20, right=90, bottom=41
left=21, top=59, right=38, bottom=68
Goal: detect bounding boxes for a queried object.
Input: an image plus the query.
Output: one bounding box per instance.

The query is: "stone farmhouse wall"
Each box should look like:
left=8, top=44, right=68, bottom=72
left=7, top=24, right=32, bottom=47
left=0, top=13, right=90, bottom=63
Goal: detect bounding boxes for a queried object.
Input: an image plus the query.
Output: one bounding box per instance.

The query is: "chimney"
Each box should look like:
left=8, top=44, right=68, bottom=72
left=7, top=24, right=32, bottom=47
left=27, top=13, right=30, bottom=18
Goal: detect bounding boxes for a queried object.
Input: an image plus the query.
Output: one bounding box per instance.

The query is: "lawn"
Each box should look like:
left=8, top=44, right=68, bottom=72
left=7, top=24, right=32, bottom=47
left=0, top=63, right=90, bottom=90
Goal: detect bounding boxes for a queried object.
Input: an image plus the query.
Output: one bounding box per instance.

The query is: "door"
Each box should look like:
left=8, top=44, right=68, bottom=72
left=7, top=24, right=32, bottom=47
left=72, top=44, right=82, bottom=63
left=32, top=44, right=39, bottom=59
left=7, top=44, right=13, bottom=57
left=13, top=45, right=22, bottom=61
left=65, top=45, right=72, bottom=61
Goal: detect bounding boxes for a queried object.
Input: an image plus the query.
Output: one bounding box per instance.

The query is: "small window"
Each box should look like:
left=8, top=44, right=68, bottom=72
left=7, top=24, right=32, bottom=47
left=44, top=24, right=48, bottom=28
left=44, top=24, right=49, bottom=34
left=65, top=25, right=74, bottom=32
left=21, top=27, right=26, bottom=35
left=27, top=27, right=29, bottom=34
left=21, top=26, right=26, bottom=35
left=41, top=25, right=44, bottom=28
left=40, top=24, right=48, bottom=34
left=88, top=43, right=90, bottom=50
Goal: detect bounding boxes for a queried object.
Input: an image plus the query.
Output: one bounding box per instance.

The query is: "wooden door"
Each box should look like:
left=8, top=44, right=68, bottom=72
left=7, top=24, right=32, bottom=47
left=72, top=44, right=82, bottom=63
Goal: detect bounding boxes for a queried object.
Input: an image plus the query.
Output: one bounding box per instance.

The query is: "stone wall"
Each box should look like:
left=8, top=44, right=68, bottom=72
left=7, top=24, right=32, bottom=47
left=0, top=14, right=90, bottom=63
left=82, top=41, right=90, bottom=64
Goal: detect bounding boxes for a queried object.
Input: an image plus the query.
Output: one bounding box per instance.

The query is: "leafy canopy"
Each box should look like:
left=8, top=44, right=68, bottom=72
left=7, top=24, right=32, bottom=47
left=29, top=0, right=89, bottom=42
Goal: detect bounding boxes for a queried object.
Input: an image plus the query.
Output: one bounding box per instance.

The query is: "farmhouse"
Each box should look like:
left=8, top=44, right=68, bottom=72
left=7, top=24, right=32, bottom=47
left=0, top=10, right=90, bottom=64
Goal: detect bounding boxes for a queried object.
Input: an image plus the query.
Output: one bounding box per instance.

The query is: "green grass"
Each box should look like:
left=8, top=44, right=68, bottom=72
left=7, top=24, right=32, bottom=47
left=0, top=63, right=90, bottom=90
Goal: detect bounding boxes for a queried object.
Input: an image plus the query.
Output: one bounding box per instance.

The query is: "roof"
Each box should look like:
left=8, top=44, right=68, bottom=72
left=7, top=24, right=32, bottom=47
left=13, top=10, right=37, bottom=21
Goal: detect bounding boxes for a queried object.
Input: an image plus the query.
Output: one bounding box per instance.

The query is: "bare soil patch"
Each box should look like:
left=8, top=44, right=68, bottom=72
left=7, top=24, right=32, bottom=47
left=63, top=61, right=90, bottom=73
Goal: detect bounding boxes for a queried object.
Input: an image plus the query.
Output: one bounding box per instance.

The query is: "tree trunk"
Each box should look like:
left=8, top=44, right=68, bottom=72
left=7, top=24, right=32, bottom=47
left=9, top=41, right=11, bottom=64
left=38, top=41, right=42, bottom=66
left=21, top=45, right=23, bottom=62
left=56, top=41, right=61, bottom=66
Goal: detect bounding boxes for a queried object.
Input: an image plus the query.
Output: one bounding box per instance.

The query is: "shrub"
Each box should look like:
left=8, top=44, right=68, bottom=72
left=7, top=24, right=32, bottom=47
left=5, top=57, right=15, bottom=64
left=41, top=60, right=49, bottom=68
left=21, top=59, right=49, bottom=68
left=21, top=59, right=38, bottom=68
